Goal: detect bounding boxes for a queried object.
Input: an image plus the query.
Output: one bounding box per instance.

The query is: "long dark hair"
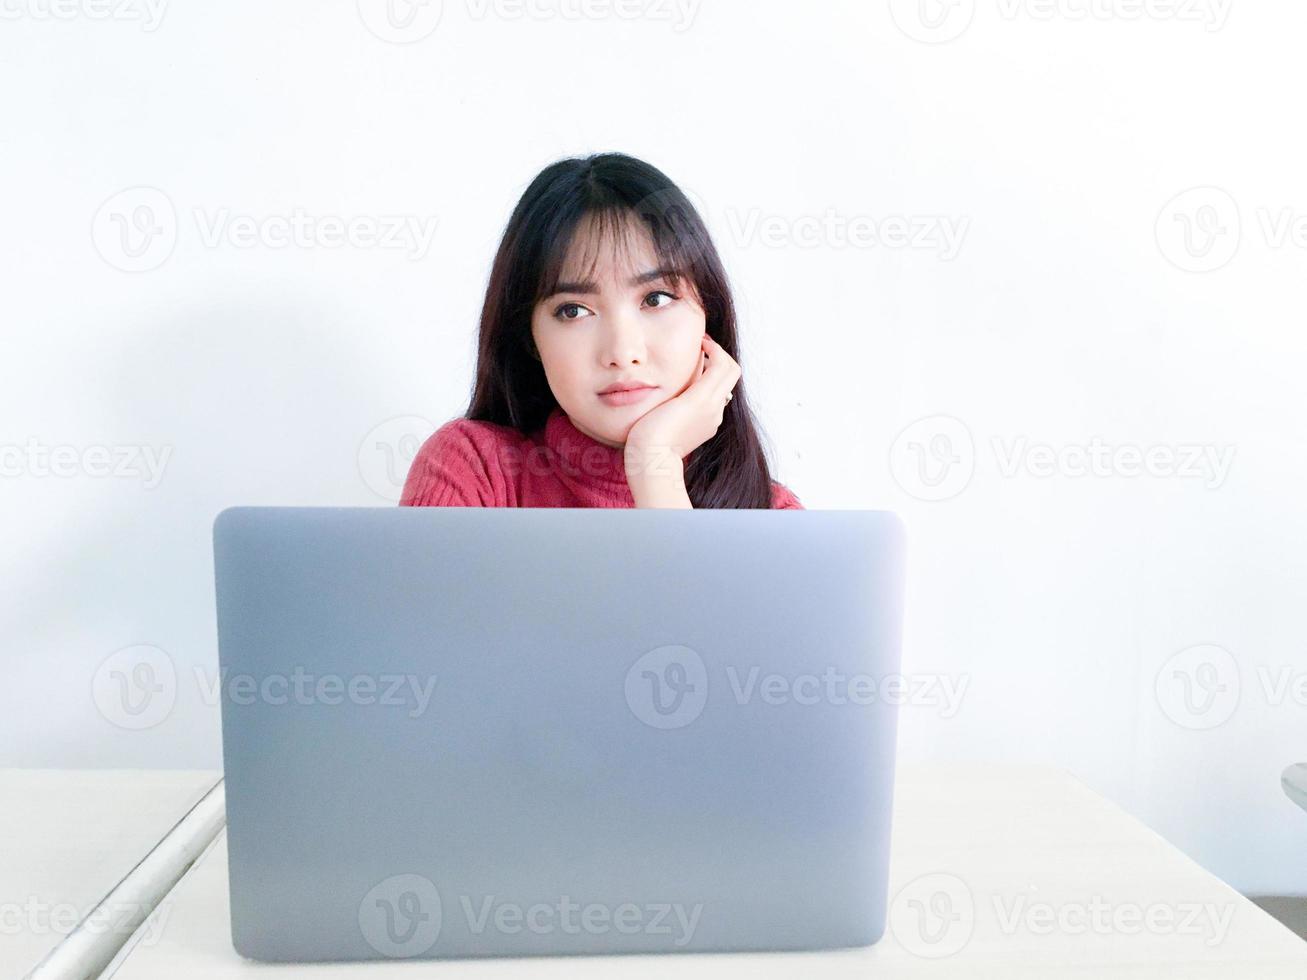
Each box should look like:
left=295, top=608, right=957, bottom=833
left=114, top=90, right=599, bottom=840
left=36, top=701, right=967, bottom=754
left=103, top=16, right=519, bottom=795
left=466, top=151, right=781, bottom=509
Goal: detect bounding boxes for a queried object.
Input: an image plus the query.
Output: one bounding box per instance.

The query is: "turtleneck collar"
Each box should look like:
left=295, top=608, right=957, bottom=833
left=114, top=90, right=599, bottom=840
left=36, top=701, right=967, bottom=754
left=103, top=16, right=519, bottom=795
left=543, top=406, right=632, bottom=493
left=540, top=405, right=699, bottom=503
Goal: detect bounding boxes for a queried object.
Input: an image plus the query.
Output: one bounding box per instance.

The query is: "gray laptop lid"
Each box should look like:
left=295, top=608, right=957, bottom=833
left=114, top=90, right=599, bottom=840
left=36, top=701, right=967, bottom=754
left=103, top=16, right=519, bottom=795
left=213, top=506, right=906, bottom=962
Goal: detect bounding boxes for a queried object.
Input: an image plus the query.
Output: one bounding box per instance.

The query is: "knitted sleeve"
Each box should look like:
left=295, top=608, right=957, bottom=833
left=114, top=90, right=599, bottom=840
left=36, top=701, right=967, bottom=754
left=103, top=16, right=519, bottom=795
left=399, top=419, right=497, bottom=507
left=770, top=481, right=805, bottom=510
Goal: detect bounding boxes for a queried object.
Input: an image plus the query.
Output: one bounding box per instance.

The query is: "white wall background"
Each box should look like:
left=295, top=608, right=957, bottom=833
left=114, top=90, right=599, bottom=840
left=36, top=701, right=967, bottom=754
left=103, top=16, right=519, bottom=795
left=2, top=0, right=1305, bottom=896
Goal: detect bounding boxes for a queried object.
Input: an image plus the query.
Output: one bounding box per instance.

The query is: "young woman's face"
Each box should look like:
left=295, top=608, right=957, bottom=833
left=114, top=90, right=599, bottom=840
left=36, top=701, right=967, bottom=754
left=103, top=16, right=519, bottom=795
left=530, top=215, right=707, bottom=449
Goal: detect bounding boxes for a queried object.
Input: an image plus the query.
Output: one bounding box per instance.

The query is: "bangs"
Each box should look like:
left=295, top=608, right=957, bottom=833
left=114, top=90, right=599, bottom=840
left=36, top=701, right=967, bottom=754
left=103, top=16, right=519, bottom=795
left=533, top=200, right=703, bottom=303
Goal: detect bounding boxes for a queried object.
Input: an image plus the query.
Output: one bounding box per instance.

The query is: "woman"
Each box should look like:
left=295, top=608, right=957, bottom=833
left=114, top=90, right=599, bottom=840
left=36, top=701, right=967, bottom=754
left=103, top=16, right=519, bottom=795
left=400, top=151, right=803, bottom=510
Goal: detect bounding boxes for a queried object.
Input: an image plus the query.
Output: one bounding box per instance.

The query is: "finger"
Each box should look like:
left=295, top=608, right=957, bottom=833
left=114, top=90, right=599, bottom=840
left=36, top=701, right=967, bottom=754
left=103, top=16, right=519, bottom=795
left=702, top=334, right=736, bottom=369
left=693, top=335, right=739, bottom=403
left=700, top=338, right=739, bottom=387
left=694, top=357, right=740, bottom=408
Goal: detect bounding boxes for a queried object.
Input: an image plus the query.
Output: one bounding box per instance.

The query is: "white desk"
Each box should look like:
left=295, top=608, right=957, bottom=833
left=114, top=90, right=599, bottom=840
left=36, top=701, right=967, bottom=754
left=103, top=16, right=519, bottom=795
left=107, top=765, right=1307, bottom=978
left=0, top=768, right=221, bottom=979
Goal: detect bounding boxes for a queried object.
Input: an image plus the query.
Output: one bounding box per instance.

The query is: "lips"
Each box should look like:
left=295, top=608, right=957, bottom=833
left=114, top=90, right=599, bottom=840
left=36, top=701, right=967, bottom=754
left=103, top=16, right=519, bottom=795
left=597, top=385, right=658, bottom=407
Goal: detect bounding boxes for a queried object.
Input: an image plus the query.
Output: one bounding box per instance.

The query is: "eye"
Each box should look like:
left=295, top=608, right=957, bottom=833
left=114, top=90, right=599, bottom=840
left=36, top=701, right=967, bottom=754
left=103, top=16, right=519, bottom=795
left=553, top=302, right=593, bottom=321
left=644, top=290, right=678, bottom=309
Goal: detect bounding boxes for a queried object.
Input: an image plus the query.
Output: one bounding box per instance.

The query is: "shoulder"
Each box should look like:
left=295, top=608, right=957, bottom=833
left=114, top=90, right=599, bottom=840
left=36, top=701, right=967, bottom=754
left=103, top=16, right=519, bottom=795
left=769, top=480, right=805, bottom=510
left=399, top=417, right=528, bottom=507
left=428, top=416, right=526, bottom=458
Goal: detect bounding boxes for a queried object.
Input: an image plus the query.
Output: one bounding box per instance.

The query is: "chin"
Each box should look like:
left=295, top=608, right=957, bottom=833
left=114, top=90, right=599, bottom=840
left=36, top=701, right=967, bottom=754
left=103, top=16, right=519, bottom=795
left=566, top=410, right=622, bottom=448
left=579, top=393, right=669, bottom=447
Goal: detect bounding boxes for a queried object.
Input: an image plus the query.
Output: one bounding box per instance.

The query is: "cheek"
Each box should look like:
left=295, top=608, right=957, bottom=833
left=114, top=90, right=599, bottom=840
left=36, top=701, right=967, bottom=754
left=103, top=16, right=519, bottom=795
left=668, top=310, right=707, bottom=359
left=533, top=327, right=589, bottom=394
left=651, top=315, right=707, bottom=390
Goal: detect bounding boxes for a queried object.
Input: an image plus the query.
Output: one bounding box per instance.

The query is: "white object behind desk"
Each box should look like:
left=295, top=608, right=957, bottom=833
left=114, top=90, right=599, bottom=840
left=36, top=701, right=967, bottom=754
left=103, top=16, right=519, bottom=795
left=104, top=764, right=1307, bottom=978
left=0, top=769, right=220, bottom=979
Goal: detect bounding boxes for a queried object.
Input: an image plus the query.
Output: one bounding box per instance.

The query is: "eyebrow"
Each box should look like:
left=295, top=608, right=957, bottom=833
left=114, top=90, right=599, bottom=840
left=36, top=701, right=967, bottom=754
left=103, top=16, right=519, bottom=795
left=547, top=267, right=679, bottom=298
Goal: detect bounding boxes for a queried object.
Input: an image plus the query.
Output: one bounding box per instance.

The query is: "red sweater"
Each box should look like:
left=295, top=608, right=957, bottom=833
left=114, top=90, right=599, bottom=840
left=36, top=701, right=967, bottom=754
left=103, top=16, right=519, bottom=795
left=400, top=405, right=804, bottom=509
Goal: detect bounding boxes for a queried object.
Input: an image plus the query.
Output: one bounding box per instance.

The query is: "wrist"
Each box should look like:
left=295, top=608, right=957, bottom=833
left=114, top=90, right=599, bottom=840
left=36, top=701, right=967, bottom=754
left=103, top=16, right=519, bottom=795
left=627, top=468, right=692, bottom=509
left=623, top=440, right=685, bottom=483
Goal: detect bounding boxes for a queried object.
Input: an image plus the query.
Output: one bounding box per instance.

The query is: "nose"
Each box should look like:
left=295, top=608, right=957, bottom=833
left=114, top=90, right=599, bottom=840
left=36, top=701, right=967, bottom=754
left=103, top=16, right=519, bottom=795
left=599, top=307, right=647, bottom=367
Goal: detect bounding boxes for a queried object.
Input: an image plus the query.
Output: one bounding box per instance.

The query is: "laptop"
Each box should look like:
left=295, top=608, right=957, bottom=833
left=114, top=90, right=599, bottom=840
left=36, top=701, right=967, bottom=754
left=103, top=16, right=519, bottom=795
left=212, top=506, right=906, bottom=962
